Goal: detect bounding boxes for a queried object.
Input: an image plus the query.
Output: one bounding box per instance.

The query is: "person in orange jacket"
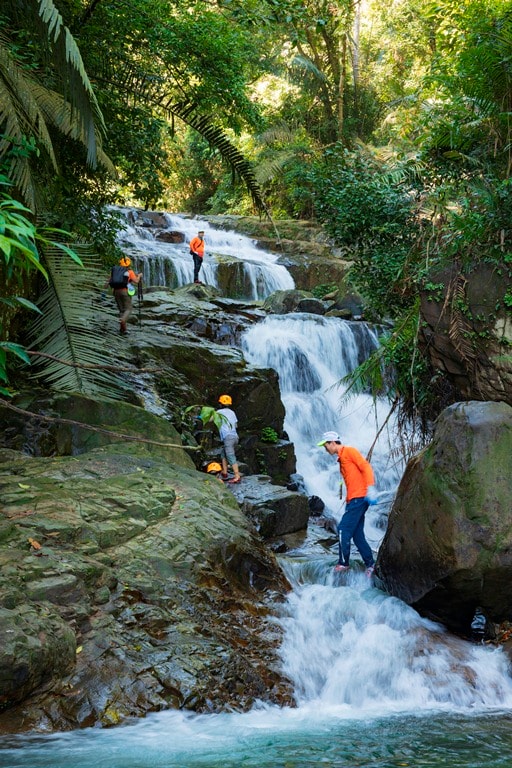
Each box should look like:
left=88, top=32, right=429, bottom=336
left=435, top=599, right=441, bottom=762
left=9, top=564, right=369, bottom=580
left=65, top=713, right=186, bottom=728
left=189, top=230, right=205, bottom=284
left=317, top=431, right=378, bottom=576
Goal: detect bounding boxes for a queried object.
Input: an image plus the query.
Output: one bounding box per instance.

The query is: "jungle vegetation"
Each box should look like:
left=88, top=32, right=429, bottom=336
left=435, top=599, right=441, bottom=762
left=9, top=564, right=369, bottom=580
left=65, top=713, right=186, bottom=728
left=1, top=0, right=511, bottom=428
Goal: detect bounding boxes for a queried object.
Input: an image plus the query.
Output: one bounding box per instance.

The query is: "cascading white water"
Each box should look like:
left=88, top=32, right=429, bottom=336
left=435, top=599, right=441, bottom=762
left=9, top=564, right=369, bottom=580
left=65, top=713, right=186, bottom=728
left=277, top=572, right=512, bottom=712
left=115, top=209, right=294, bottom=299
left=242, top=312, right=512, bottom=713
left=242, top=313, right=399, bottom=548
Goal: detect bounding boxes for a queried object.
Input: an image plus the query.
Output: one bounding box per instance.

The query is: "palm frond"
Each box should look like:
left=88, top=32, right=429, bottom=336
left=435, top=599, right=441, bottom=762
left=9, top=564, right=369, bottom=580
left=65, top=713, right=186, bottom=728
left=254, top=150, right=296, bottom=185
left=32, top=82, right=115, bottom=174
left=447, top=273, right=476, bottom=363
left=162, top=102, right=270, bottom=217
left=93, top=59, right=269, bottom=217
left=0, top=6, right=111, bottom=208
left=26, top=0, right=106, bottom=158
left=27, top=244, right=132, bottom=397
left=289, top=54, right=328, bottom=83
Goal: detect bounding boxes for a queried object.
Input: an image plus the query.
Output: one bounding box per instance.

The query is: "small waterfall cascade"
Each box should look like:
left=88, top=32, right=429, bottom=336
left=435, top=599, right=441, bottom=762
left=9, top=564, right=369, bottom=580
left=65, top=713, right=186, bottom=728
left=114, top=208, right=294, bottom=300
left=277, top=565, right=512, bottom=712
left=242, top=313, right=400, bottom=547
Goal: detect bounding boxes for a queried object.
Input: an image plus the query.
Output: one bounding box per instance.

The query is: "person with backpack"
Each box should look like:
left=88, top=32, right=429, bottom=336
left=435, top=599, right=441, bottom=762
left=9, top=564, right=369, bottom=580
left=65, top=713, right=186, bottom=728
left=108, top=257, right=142, bottom=335
left=189, top=230, right=205, bottom=284
left=216, top=394, right=241, bottom=484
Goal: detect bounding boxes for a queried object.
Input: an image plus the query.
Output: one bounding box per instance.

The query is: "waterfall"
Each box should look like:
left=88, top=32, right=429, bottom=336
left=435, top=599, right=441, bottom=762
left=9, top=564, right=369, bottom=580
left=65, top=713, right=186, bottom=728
left=1, top=228, right=512, bottom=767
left=277, top=571, right=512, bottom=712
left=115, top=209, right=294, bottom=299
left=242, top=313, right=400, bottom=548
left=242, top=311, right=512, bottom=713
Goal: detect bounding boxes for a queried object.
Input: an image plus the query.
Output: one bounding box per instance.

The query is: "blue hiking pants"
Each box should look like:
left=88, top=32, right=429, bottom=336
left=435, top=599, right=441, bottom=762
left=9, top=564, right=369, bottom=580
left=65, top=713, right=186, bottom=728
left=337, top=496, right=374, bottom=568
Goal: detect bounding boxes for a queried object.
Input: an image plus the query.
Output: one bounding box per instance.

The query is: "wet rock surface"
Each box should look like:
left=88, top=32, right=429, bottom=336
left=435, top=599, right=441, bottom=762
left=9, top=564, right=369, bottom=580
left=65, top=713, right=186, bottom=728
left=229, top=475, right=310, bottom=538
left=0, top=416, right=296, bottom=733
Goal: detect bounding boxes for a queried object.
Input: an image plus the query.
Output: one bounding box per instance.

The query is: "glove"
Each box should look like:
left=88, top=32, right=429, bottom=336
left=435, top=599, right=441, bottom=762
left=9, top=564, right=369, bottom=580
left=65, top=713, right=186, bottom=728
left=365, top=485, right=378, bottom=505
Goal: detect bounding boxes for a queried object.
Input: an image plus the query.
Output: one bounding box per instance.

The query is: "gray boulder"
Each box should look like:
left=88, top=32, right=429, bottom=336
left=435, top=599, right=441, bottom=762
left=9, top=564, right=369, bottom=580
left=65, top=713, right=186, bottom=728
left=234, top=476, right=310, bottom=539
left=262, top=290, right=326, bottom=316
left=377, top=401, right=512, bottom=633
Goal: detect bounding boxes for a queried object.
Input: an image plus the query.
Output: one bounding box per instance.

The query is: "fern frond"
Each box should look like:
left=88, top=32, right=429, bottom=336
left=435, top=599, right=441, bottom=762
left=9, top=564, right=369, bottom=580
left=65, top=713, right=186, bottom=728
left=336, top=345, right=388, bottom=402
left=257, top=124, right=296, bottom=145
left=27, top=244, right=131, bottom=397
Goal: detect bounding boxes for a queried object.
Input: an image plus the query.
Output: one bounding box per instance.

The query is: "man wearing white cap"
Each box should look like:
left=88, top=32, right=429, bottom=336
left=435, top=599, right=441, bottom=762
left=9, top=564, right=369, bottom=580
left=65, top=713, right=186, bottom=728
left=317, top=431, right=378, bottom=576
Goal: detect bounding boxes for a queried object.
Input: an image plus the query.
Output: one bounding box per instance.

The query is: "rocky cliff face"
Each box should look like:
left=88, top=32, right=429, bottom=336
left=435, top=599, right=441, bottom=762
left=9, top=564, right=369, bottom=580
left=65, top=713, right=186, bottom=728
left=420, top=262, right=512, bottom=406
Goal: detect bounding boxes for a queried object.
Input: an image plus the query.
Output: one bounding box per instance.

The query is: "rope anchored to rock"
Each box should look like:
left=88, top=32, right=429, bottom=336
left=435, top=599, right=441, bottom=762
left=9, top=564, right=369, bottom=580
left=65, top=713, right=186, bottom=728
left=0, top=400, right=199, bottom=450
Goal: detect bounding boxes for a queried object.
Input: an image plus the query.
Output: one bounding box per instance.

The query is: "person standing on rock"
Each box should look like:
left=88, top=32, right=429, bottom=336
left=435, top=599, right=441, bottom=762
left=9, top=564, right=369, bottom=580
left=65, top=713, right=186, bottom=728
left=189, top=230, right=205, bottom=284
left=317, top=431, right=378, bottom=576
left=217, top=394, right=241, bottom=484
left=108, top=256, right=142, bottom=336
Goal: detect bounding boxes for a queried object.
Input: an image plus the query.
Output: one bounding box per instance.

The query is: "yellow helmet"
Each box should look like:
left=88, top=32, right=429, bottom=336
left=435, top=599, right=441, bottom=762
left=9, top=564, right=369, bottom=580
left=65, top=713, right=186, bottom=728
left=207, top=462, right=222, bottom=474
left=119, top=257, right=131, bottom=267
left=218, top=394, right=232, bottom=405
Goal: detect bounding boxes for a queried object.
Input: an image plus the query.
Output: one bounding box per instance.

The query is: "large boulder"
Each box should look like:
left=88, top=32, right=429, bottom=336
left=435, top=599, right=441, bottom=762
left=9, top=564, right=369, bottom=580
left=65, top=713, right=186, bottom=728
left=232, top=476, right=310, bottom=539
left=376, top=401, right=512, bottom=633
left=262, top=290, right=326, bottom=315
left=0, top=437, right=294, bottom=732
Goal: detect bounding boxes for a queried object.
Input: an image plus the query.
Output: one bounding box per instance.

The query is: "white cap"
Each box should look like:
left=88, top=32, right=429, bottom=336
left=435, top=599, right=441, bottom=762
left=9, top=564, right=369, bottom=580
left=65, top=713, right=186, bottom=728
left=317, top=431, right=341, bottom=446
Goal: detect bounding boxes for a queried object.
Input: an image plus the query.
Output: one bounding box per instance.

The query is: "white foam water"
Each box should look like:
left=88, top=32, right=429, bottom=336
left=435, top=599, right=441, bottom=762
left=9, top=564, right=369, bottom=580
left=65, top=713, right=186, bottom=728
left=114, top=209, right=294, bottom=299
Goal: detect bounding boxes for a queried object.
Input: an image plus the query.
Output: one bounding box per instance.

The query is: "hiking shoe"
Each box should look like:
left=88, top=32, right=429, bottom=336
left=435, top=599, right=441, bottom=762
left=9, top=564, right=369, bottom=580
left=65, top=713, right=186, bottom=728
left=221, top=473, right=229, bottom=480
left=334, top=564, right=350, bottom=572
left=227, top=476, right=241, bottom=484
left=365, top=565, right=375, bottom=578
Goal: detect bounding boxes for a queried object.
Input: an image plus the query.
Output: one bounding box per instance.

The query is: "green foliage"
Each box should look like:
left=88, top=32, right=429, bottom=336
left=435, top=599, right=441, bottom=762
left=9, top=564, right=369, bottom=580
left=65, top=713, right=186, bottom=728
left=185, top=404, right=230, bottom=433
left=311, top=283, right=338, bottom=299
left=0, top=176, right=97, bottom=395
left=61, top=0, right=269, bottom=214
left=311, top=145, right=416, bottom=247
left=340, top=302, right=443, bottom=435
left=0, top=0, right=112, bottom=210
left=260, top=426, right=279, bottom=443
left=310, top=145, right=418, bottom=317
left=26, top=245, right=130, bottom=397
